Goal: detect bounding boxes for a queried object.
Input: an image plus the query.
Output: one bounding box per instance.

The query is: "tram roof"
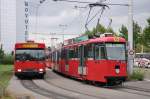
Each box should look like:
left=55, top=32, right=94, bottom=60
left=63, top=36, right=126, bottom=48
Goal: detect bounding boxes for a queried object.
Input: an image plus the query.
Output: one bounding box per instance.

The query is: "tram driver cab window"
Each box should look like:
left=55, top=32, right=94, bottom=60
left=95, top=45, right=106, bottom=60
left=85, top=44, right=93, bottom=58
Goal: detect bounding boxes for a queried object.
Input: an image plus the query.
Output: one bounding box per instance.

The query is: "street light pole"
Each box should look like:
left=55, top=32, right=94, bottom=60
left=33, top=0, right=46, bottom=38
left=59, top=24, right=67, bottom=42
left=128, top=0, right=133, bottom=75
left=35, top=4, right=40, bottom=34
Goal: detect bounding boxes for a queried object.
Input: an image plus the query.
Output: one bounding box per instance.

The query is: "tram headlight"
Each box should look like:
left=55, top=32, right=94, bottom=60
left=17, top=69, right=22, bottom=72
left=115, top=69, right=120, bottom=74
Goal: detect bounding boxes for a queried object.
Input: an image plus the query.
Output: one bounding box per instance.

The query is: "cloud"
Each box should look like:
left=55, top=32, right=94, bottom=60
left=28, top=0, right=150, bottom=45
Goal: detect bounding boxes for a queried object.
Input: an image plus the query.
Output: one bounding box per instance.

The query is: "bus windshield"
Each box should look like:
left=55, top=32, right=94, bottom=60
left=106, top=43, right=126, bottom=60
left=15, top=49, right=45, bottom=61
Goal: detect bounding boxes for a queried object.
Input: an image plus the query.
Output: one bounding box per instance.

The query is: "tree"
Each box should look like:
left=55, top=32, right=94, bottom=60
left=106, top=27, right=114, bottom=33
left=0, top=48, right=4, bottom=64
left=84, top=24, right=107, bottom=37
left=96, top=24, right=107, bottom=33
left=119, top=25, right=128, bottom=40
left=119, top=22, right=142, bottom=52
left=143, top=18, right=150, bottom=47
left=85, top=30, right=93, bottom=38
left=133, top=21, right=142, bottom=49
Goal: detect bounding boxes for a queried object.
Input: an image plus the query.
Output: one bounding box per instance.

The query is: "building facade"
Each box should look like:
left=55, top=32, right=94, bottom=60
left=0, top=0, right=16, bottom=53
left=16, top=0, right=29, bottom=43
left=0, top=0, right=27, bottom=53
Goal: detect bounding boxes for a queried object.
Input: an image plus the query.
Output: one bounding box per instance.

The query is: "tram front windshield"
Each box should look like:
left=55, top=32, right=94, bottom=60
left=106, top=43, right=126, bottom=60
left=15, top=49, right=45, bottom=61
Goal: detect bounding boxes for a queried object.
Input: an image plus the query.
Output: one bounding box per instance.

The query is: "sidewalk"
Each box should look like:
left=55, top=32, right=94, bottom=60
left=6, top=76, right=49, bottom=99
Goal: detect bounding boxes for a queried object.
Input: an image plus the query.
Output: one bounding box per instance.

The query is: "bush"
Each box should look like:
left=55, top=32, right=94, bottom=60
left=128, top=69, right=144, bottom=81
left=1, top=55, right=14, bottom=65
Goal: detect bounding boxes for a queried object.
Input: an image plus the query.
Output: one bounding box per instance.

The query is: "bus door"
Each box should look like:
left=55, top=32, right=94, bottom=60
left=78, top=45, right=85, bottom=75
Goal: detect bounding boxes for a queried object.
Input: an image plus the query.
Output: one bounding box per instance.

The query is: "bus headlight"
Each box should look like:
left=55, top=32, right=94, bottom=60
left=17, top=69, right=22, bottom=72
left=39, top=69, right=44, bottom=72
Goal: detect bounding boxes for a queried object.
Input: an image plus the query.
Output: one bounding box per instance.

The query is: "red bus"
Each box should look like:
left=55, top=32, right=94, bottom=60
left=51, top=34, right=127, bottom=85
left=14, top=41, right=46, bottom=79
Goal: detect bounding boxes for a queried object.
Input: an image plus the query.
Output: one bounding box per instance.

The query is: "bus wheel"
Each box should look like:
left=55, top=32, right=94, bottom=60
left=39, top=74, right=44, bottom=79
left=17, top=75, right=24, bottom=79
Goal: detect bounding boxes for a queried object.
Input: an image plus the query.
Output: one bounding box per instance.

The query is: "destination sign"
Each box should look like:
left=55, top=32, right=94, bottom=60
left=22, top=44, right=38, bottom=48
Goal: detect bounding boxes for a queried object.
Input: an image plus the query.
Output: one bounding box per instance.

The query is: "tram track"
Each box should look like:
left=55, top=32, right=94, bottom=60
left=44, top=79, right=106, bottom=99
left=107, top=84, right=150, bottom=97
left=123, top=85, right=150, bottom=93
left=46, top=70, right=150, bottom=98
left=46, top=77, right=150, bottom=98
left=20, top=80, right=75, bottom=99
left=20, top=70, right=150, bottom=99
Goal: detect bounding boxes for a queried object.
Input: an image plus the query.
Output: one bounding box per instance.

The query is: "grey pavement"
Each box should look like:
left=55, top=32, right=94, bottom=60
left=6, top=69, right=150, bottom=99
left=46, top=69, right=150, bottom=99
left=6, top=76, right=50, bottom=99
left=124, top=80, right=150, bottom=90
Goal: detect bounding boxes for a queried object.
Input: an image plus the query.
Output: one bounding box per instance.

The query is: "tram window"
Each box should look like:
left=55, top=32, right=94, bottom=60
left=74, top=47, right=78, bottom=58
left=95, top=45, right=106, bottom=60
left=64, top=49, right=68, bottom=60
left=84, top=45, right=92, bottom=58
left=69, top=49, right=74, bottom=58
left=84, top=46, right=88, bottom=58
left=87, top=44, right=93, bottom=58
left=61, top=49, right=65, bottom=59
left=57, top=51, right=60, bottom=61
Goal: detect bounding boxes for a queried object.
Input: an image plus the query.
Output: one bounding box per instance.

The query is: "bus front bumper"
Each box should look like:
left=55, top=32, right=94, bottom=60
left=15, top=71, right=46, bottom=77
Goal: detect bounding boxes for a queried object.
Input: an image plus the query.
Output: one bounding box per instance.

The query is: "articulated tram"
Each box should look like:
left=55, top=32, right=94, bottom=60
left=51, top=34, right=127, bottom=85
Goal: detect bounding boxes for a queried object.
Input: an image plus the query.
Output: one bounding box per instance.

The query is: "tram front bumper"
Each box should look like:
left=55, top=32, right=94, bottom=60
left=105, top=76, right=127, bottom=83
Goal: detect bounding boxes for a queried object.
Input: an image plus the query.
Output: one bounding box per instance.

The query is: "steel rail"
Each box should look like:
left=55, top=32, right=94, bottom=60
left=21, top=80, right=74, bottom=99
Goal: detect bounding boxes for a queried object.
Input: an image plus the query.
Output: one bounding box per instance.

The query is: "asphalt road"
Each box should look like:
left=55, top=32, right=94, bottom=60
left=7, top=69, right=150, bottom=99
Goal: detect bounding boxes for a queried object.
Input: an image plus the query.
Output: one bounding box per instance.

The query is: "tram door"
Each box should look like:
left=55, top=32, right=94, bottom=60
left=78, top=45, right=85, bottom=75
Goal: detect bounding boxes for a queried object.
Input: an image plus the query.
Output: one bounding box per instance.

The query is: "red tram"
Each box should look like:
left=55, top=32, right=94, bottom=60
left=51, top=34, right=127, bottom=85
left=14, top=41, right=46, bottom=79
left=45, top=48, right=52, bottom=69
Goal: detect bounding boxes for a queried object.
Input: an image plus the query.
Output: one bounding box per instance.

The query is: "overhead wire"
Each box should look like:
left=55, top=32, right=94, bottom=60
left=63, top=5, right=89, bottom=31
left=85, top=7, right=92, bottom=31
left=96, top=6, right=106, bottom=33
left=86, top=7, right=103, bottom=26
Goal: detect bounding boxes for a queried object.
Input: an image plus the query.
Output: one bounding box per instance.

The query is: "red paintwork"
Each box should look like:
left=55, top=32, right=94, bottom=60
left=68, top=59, right=80, bottom=78
left=52, top=36, right=127, bottom=83
left=14, top=61, right=46, bottom=73
left=14, top=42, right=46, bottom=74
left=45, top=59, right=52, bottom=68
left=85, top=60, right=127, bottom=82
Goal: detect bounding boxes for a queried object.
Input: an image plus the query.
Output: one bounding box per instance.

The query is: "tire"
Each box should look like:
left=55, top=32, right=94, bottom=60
left=39, top=74, right=44, bottom=79
left=16, top=75, right=24, bottom=79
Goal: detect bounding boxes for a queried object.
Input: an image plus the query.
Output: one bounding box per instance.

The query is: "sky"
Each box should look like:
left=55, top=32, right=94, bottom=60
left=28, top=0, right=150, bottom=45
